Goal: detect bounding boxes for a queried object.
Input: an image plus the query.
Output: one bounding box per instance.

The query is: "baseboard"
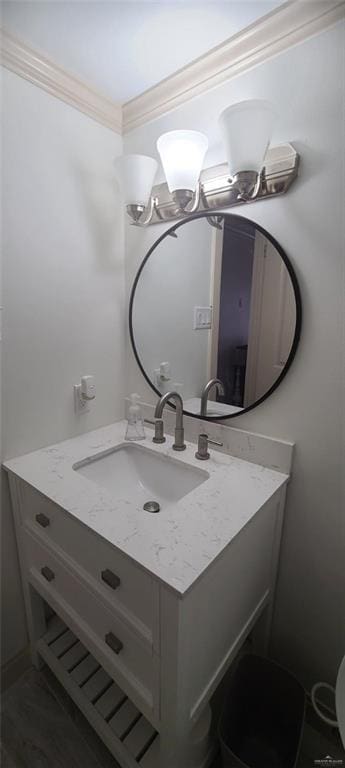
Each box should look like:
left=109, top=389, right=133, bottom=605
left=1, top=645, right=31, bottom=692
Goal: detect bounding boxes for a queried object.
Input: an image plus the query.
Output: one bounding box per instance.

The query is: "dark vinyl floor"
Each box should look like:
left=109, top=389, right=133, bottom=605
left=1, top=667, right=344, bottom=768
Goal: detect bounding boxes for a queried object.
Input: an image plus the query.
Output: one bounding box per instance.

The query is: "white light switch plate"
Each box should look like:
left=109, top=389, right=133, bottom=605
left=193, top=306, right=212, bottom=330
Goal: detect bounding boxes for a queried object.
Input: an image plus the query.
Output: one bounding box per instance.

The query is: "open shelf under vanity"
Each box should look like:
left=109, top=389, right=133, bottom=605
left=37, top=612, right=160, bottom=768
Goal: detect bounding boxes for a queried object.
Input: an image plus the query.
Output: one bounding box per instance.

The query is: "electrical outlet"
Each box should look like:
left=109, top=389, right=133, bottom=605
left=74, top=384, right=90, bottom=414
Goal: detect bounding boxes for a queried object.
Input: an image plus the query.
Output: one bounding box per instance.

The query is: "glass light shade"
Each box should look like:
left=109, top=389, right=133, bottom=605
left=113, top=154, right=158, bottom=206
left=219, top=100, right=275, bottom=176
left=157, top=130, right=208, bottom=193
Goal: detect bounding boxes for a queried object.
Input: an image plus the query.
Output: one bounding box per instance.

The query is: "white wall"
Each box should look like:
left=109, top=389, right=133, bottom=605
left=124, top=22, right=345, bottom=690
left=1, top=70, right=126, bottom=667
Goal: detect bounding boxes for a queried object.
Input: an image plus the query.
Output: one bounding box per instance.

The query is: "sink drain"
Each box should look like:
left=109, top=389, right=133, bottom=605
left=143, top=501, right=160, bottom=513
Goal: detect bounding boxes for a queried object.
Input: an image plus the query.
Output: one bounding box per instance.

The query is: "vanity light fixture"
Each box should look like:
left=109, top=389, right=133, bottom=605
left=113, top=153, right=158, bottom=225
left=156, top=130, right=208, bottom=212
left=219, top=99, right=276, bottom=201
left=115, top=100, right=299, bottom=226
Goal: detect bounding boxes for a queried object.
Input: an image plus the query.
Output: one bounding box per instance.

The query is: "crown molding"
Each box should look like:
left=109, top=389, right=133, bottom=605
left=123, top=0, right=345, bottom=133
left=1, top=1, right=344, bottom=136
left=0, top=28, right=122, bottom=134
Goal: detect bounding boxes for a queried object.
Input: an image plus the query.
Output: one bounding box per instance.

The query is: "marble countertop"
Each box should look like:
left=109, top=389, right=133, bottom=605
left=4, top=421, right=288, bottom=595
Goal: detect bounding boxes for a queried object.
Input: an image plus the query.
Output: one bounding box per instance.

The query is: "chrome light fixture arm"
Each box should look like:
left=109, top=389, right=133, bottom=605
left=229, top=169, right=264, bottom=202
left=185, top=180, right=202, bottom=214
left=128, top=195, right=158, bottom=226
left=131, top=181, right=202, bottom=226
left=171, top=180, right=201, bottom=215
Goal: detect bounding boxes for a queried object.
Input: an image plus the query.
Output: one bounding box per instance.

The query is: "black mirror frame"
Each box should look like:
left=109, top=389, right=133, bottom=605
left=129, top=211, right=302, bottom=421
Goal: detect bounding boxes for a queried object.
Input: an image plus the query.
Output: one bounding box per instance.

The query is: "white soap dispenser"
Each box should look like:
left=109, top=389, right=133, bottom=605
left=125, top=394, right=146, bottom=441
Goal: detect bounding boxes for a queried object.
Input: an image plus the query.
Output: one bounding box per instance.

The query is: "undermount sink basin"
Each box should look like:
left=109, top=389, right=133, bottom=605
left=73, top=443, right=209, bottom=509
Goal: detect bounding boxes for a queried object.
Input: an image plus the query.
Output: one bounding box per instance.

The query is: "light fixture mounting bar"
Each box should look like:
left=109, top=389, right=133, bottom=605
left=141, top=143, right=299, bottom=226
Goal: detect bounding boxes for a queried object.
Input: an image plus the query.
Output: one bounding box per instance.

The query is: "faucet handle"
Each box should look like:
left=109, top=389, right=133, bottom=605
left=153, top=418, right=166, bottom=444
left=195, top=433, right=223, bottom=460
left=195, top=433, right=210, bottom=460
left=144, top=417, right=166, bottom=443
left=208, top=438, right=223, bottom=447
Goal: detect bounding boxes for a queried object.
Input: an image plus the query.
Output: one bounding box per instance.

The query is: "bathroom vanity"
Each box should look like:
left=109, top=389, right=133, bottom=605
left=4, top=421, right=291, bottom=768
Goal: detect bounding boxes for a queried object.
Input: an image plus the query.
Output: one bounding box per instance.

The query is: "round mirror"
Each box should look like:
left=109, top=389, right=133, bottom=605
left=129, top=212, right=301, bottom=420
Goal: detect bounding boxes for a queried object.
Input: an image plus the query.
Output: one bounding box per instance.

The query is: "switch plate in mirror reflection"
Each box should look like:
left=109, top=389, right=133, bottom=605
left=129, top=212, right=302, bottom=420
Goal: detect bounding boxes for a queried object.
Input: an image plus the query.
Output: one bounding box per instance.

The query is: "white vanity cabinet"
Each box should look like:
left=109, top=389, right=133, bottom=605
left=5, top=422, right=290, bottom=768
left=7, top=472, right=285, bottom=768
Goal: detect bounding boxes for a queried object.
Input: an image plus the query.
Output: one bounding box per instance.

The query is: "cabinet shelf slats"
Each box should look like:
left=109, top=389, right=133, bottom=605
left=81, top=667, right=113, bottom=703
left=60, top=640, right=89, bottom=671
left=37, top=615, right=159, bottom=768
left=70, top=652, right=100, bottom=685
left=109, top=698, right=142, bottom=739
left=49, top=628, right=79, bottom=659
left=95, top=681, right=127, bottom=720
left=123, top=716, right=157, bottom=761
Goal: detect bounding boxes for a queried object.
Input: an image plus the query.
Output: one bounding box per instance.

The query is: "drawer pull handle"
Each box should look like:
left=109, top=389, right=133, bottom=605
left=101, top=569, right=121, bottom=590
left=36, top=513, right=50, bottom=528
left=41, top=566, right=55, bottom=582
left=105, top=632, right=123, bottom=655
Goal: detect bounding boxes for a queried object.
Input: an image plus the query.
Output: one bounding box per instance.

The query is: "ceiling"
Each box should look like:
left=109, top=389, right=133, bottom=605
left=2, top=1, right=286, bottom=103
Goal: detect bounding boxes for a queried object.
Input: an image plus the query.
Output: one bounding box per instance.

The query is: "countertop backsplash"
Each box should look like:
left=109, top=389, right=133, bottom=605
left=127, top=398, right=294, bottom=475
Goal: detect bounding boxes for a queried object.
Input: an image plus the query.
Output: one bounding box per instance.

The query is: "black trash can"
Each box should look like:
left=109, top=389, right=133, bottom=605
left=218, top=655, right=305, bottom=768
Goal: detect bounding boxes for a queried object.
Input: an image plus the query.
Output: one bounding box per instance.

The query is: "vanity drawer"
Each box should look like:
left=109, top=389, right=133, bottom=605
left=18, top=481, right=159, bottom=648
left=22, top=528, right=160, bottom=723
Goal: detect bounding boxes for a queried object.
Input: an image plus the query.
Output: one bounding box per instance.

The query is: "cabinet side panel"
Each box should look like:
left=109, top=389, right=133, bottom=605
left=180, top=493, right=281, bottom=720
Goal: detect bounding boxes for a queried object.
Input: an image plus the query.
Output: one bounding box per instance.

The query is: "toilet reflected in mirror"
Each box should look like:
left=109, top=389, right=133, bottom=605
left=130, top=213, right=302, bottom=419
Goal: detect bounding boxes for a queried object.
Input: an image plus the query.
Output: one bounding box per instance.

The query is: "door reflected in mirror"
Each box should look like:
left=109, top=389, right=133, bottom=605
left=130, top=213, right=301, bottom=419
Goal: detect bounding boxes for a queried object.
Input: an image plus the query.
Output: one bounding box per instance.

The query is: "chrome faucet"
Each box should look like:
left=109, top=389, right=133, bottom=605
left=200, top=378, right=225, bottom=418
left=195, top=433, right=224, bottom=460
left=154, top=391, right=186, bottom=451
